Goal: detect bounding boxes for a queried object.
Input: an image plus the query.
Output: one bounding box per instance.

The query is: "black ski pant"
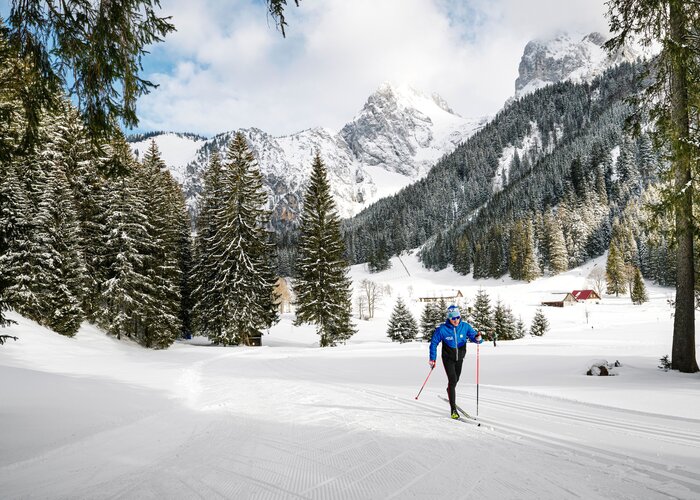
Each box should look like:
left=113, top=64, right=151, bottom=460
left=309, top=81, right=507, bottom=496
left=442, top=355, right=464, bottom=412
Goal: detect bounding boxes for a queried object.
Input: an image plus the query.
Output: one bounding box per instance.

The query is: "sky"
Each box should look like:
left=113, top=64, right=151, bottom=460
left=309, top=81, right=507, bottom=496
left=134, top=0, right=611, bottom=137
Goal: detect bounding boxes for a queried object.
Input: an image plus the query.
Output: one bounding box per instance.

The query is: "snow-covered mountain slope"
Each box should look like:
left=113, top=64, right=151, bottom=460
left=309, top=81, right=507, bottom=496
left=514, top=32, right=640, bottom=99
left=130, top=34, right=640, bottom=223
left=133, top=83, right=487, bottom=221
left=182, top=126, right=369, bottom=223
left=131, top=133, right=207, bottom=184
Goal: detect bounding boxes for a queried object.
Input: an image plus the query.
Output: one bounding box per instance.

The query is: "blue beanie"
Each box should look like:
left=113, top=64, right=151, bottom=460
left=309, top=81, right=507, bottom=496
left=446, top=305, right=461, bottom=320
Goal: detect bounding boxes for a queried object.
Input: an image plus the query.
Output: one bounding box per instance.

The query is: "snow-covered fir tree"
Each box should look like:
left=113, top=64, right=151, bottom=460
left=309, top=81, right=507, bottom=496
left=493, top=300, right=517, bottom=341
left=192, top=133, right=278, bottom=346
left=420, top=301, right=443, bottom=341
left=139, top=141, right=185, bottom=347
left=0, top=34, right=23, bottom=327
left=31, top=158, right=86, bottom=336
left=530, top=308, right=549, bottom=336
left=472, top=288, right=493, bottom=334
left=515, top=315, right=527, bottom=338
left=191, top=151, right=225, bottom=340
left=3, top=108, right=88, bottom=335
left=386, top=297, right=418, bottom=343
left=294, top=152, right=356, bottom=347
left=53, top=103, right=107, bottom=321
left=0, top=162, right=29, bottom=328
left=99, top=138, right=156, bottom=343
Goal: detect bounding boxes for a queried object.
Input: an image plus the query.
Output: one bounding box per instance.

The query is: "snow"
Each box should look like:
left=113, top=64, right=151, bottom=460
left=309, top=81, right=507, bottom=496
left=2, top=254, right=700, bottom=498
left=131, top=133, right=207, bottom=184
left=362, top=165, right=415, bottom=201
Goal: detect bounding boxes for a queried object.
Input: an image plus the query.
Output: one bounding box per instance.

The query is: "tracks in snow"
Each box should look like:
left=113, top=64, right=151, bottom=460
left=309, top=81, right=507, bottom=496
left=352, top=384, right=700, bottom=497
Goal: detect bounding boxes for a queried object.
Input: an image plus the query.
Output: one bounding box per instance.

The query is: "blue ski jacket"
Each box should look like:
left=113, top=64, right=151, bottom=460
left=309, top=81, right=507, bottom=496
left=429, top=320, right=481, bottom=362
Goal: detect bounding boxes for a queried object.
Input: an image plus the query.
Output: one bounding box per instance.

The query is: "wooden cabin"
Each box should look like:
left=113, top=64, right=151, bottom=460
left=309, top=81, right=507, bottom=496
left=541, top=293, right=577, bottom=308
left=418, top=289, right=464, bottom=303
left=571, top=289, right=601, bottom=303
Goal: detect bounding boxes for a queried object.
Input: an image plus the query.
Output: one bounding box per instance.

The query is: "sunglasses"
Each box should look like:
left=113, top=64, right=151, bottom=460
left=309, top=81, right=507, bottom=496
left=449, top=316, right=461, bottom=321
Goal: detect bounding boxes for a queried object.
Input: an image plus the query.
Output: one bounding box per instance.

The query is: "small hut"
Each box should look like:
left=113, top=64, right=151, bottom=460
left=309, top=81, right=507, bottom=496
left=541, top=293, right=577, bottom=308
left=418, top=289, right=463, bottom=303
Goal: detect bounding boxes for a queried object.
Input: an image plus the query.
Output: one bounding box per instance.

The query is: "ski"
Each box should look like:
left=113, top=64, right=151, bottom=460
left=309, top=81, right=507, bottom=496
left=438, top=396, right=481, bottom=426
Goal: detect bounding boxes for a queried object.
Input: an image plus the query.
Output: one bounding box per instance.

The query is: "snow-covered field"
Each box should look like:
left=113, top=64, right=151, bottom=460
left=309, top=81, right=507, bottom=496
left=2, top=254, right=699, bottom=499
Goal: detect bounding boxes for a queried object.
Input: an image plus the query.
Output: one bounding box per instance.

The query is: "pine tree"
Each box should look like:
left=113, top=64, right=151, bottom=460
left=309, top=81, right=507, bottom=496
left=472, top=288, right=493, bottom=334
left=493, top=300, right=517, bottom=341
left=607, top=0, right=699, bottom=372
left=55, top=103, right=108, bottom=321
left=139, top=141, right=183, bottom=347
left=32, top=161, right=86, bottom=336
left=194, top=134, right=278, bottom=346
left=99, top=139, right=154, bottom=343
left=530, top=308, right=549, bottom=336
left=175, top=193, right=194, bottom=339
left=191, top=151, right=226, bottom=340
left=8, top=0, right=175, bottom=139
left=508, top=220, right=526, bottom=280
left=631, top=267, right=649, bottom=305
left=4, top=108, right=87, bottom=335
left=606, top=243, right=626, bottom=296
left=515, top=316, right=527, bottom=339
left=294, top=153, right=356, bottom=347
left=0, top=162, right=29, bottom=327
left=368, top=240, right=391, bottom=273
left=453, top=234, right=471, bottom=275
left=386, top=297, right=418, bottom=342
left=420, top=301, right=442, bottom=341
left=544, top=211, right=568, bottom=274
left=522, top=219, right=541, bottom=281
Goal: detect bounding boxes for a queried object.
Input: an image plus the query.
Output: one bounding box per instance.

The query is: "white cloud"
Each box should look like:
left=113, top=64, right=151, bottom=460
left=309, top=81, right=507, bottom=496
left=135, top=0, right=610, bottom=136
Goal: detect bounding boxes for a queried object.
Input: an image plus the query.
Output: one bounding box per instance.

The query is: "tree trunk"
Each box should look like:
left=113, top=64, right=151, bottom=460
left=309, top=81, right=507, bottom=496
left=669, top=1, right=698, bottom=373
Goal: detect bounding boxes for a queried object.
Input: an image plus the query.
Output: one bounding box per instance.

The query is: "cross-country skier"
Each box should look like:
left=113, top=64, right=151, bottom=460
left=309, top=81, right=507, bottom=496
left=429, top=305, right=482, bottom=419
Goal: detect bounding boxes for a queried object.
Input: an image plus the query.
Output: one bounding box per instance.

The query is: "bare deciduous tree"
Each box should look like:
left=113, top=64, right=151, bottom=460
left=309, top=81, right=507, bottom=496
left=359, top=279, right=383, bottom=319
left=588, top=266, right=606, bottom=297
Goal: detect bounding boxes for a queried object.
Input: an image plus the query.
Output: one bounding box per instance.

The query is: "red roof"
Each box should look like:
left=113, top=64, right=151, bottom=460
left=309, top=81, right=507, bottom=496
left=572, top=290, right=599, bottom=300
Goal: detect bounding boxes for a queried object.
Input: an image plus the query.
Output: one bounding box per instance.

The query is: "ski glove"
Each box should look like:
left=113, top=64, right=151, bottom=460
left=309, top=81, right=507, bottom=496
left=429, top=360, right=436, bottom=368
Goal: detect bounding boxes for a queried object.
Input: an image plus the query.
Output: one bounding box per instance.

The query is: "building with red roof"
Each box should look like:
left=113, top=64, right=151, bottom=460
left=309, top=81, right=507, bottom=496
left=572, top=290, right=601, bottom=302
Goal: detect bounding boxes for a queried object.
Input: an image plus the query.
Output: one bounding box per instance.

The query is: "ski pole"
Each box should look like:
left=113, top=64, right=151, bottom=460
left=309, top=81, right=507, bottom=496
left=476, top=340, right=480, bottom=416
left=415, top=365, right=434, bottom=400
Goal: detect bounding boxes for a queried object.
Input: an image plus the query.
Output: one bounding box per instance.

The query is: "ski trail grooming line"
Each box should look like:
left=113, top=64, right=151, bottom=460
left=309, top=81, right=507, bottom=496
left=465, top=392, right=700, bottom=446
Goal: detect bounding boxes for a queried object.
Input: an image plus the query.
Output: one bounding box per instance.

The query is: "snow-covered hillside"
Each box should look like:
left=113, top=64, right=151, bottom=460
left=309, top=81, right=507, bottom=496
left=2, top=256, right=699, bottom=498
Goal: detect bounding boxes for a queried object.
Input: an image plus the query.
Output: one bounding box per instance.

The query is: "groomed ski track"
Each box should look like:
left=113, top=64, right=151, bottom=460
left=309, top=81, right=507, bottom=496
left=2, top=345, right=699, bottom=499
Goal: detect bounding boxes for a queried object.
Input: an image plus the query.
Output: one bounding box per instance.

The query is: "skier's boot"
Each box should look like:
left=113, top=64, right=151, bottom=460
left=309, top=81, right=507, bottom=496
left=451, top=409, right=460, bottom=419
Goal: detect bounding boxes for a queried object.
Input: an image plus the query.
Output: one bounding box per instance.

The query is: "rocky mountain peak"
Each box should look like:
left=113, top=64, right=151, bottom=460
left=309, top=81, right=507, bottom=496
left=131, top=82, right=487, bottom=225
left=514, top=31, right=638, bottom=99
left=341, top=82, right=483, bottom=177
